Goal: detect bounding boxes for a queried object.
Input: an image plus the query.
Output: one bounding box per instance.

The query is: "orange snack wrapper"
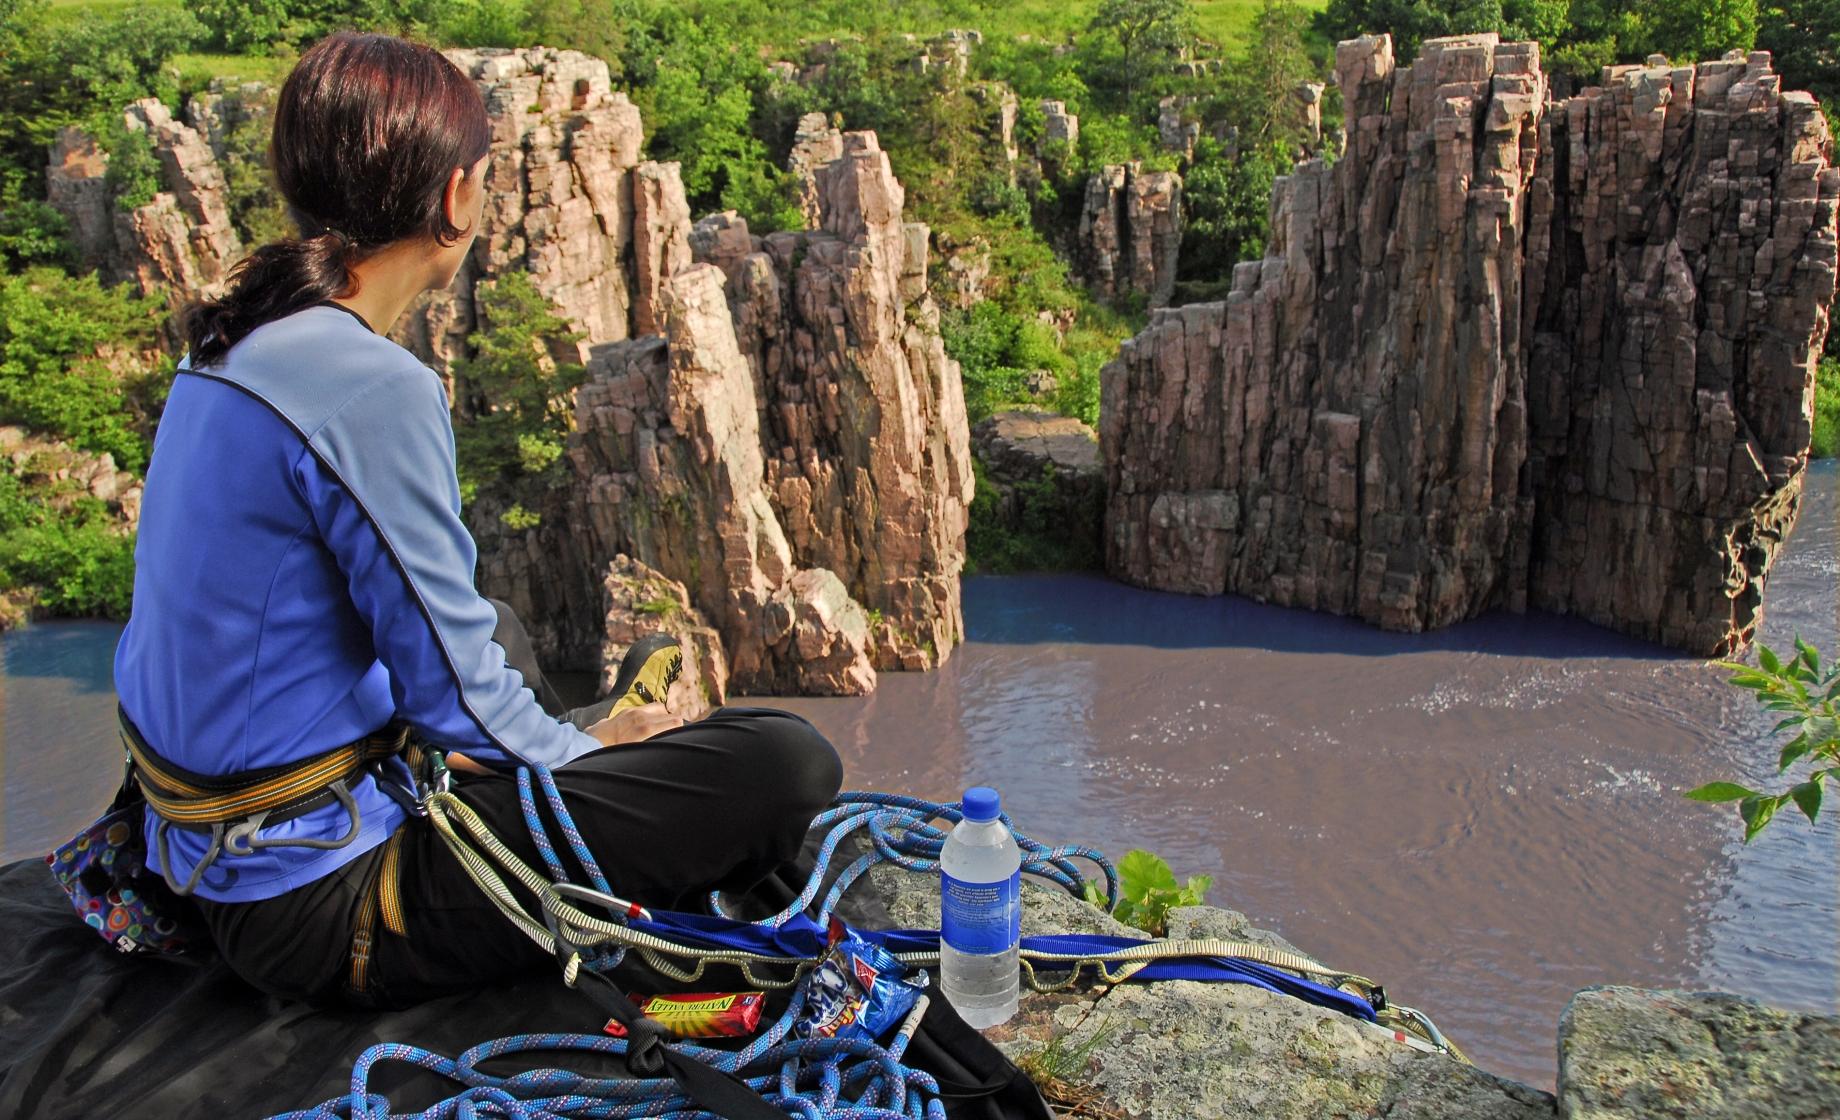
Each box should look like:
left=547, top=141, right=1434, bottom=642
left=602, top=991, right=765, bottom=1039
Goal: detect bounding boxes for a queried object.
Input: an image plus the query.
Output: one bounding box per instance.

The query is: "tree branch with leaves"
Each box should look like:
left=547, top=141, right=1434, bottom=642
left=1686, top=639, right=1839, bottom=841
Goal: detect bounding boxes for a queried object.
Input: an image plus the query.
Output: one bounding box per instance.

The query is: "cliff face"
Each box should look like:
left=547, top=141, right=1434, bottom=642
left=1104, top=35, right=1838, bottom=655
left=47, top=99, right=244, bottom=310
left=451, top=57, right=972, bottom=693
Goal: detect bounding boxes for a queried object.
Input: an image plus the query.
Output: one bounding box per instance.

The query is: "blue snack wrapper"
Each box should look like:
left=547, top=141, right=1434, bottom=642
left=795, top=922, right=927, bottom=1041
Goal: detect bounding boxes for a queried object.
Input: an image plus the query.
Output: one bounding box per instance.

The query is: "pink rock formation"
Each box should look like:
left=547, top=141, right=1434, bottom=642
left=46, top=100, right=244, bottom=307
left=1103, top=35, right=1839, bottom=656
left=1079, top=163, right=1183, bottom=307
left=396, top=48, right=650, bottom=367
left=469, top=129, right=971, bottom=693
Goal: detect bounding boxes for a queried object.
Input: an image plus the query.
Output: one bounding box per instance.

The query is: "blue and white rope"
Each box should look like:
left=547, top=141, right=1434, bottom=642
left=266, top=772, right=1101, bottom=1120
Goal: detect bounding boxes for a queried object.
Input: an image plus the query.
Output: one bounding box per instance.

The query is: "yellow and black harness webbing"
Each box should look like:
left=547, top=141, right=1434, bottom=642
left=122, top=711, right=413, bottom=828
left=349, top=828, right=409, bottom=994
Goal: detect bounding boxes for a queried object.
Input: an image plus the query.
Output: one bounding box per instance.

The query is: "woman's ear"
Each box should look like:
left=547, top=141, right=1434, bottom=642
left=441, top=165, right=467, bottom=229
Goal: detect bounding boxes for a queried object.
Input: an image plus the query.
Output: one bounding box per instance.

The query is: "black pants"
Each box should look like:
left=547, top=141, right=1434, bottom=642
left=196, top=604, right=844, bottom=1007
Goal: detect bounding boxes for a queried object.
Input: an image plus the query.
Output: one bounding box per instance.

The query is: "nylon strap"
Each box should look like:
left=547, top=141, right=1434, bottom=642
left=121, top=707, right=411, bottom=826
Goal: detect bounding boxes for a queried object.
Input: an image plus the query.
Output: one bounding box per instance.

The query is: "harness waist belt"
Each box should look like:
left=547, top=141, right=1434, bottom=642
left=120, top=707, right=416, bottom=827
left=119, top=706, right=425, bottom=897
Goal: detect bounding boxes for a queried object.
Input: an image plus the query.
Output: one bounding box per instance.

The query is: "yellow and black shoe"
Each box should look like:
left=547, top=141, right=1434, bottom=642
left=606, top=634, right=684, bottom=715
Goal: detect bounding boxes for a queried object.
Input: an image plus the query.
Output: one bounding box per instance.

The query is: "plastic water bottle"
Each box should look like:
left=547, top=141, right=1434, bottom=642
left=939, top=785, right=1021, bottom=1028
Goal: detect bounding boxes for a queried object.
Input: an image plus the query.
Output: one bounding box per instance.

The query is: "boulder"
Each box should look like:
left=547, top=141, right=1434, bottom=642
left=856, top=863, right=1557, bottom=1120
left=1039, top=100, right=1079, bottom=152
left=1103, top=36, right=1839, bottom=655
left=597, top=554, right=728, bottom=719
left=1557, top=987, right=1840, bottom=1119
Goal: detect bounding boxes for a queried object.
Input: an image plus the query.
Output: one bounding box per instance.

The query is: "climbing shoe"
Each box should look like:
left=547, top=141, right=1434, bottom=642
left=606, top=633, right=683, bottom=714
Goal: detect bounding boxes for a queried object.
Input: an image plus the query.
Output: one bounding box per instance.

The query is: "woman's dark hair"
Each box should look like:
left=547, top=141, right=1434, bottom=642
left=183, top=32, right=491, bottom=366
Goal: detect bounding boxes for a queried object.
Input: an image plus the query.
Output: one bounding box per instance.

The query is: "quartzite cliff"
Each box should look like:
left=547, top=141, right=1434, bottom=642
left=431, top=50, right=973, bottom=697
left=1104, top=35, right=1838, bottom=655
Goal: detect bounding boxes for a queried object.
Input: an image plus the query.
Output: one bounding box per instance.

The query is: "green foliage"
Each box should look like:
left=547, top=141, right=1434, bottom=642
left=1084, top=849, right=1212, bottom=936
left=452, top=271, right=586, bottom=528
left=1015, top=1013, right=1117, bottom=1093
left=196, top=0, right=290, bottom=51
left=1760, top=2, right=1840, bottom=115
left=0, top=172, right=73, bottom=269
left=212, top=91, right=295, bottom=246
left=1639, top=0, right=1757, bottom=63
left=98, top=116, right=163, bottom=212
left=1814, top=358, right=1838, bottom=460
left=1090, top=0, right=1198, bottom=103
left=0, top=267, right=169, bottom=472
left=965, top=458, right=1103, bottom=574
left=1317, top=0, right=1756, bottom=77
left=0, top=465, right=136, bottom=618
left=0, top=1, right=203, bottom=185
left=1686, top=640, right=1840, bottom=842
left=1315, top=0, right=1506, bottom=61
left=636, top=595, right=680, bottom=617
left=1181, top=135, right=1292, bottom=283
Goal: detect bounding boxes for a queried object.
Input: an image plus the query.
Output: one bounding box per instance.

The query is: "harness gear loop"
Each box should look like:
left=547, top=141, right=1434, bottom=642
left=119, top=707, right=416, bottom=898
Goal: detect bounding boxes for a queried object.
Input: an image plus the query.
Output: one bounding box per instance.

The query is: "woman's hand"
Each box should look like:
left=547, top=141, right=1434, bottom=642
left=586, top=703, right=684, bottom=748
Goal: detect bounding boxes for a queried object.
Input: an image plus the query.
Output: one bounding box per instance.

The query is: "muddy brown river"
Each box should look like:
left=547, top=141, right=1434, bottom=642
left=3, top=461, right=1835, bottom=1088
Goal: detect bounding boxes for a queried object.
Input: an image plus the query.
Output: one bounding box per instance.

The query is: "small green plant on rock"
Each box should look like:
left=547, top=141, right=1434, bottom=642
left=1686, top=638, right=1839, bottom=841
left=1083, top=849, right=1211, bottom=936
left=1016, top=1013, right=1120, bottom=1119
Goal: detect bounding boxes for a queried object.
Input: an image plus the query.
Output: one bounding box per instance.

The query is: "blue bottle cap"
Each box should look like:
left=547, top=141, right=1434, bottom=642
left=961, top=786, right=1000, bottom=822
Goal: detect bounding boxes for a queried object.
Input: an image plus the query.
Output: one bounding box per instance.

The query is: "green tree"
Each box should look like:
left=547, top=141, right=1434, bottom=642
left=1759, top=0, right=1840, bottom=107
left=452, top=272, right=585, bottom=528
left=1640, top=0, right=1758, bottom=63
left=196, top=0, right=290, bottom=52
left=1089, top=0, right=1197, bottom=103
left=1314, top=0, right=1504, bottom=61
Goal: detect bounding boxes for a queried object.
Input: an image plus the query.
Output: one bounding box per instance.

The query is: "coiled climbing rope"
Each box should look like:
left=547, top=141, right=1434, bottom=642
left=266, top=763, right=1464, bottom=1119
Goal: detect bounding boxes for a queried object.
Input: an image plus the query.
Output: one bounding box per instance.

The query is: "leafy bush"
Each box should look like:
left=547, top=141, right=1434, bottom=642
left=965, top=459, right=1103, bottom=574
left=0, top=267, right=169, bottom=473
left=196, top=0, right=291, bottom=52
left=1813, top=357, right=1837, bottom=460
left=0, top=2, right=203, bottom=183
left=0, top=466, right=136, bottom=618
left=452, top=271, right=586, bottom=528
left=1082, top=849, right=1212, bottom=936
left=0, top=171, right=72, bottom=269
left=1686, top=639, right=1838, bottom=841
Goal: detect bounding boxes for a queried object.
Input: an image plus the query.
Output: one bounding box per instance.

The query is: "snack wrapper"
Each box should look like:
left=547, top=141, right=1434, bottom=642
left=603, top=991, right=765, bottom=1039
left=794, top=921, right=928, bottom=1042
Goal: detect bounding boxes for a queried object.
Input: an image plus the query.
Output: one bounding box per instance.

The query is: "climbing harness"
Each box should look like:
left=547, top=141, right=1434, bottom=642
left=267, top=758, right=1467, bottom=1118
left=119, top=707, right=420, bottom=898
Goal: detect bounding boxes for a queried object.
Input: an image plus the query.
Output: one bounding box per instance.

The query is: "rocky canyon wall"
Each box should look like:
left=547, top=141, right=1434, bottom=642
left=46, top=48, right=972, bottom=695
left=443, top=53, right=972, bottom=694
left=1104, top=34, right=1838, bottom=655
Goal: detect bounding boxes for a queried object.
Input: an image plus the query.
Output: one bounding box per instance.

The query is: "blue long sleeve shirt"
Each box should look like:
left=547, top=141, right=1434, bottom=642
left=114, top=303, right=601, bottom=903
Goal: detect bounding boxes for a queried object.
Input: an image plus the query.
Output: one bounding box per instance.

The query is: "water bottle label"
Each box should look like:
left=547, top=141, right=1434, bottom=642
left=941, top=870, right=1021, bottom=955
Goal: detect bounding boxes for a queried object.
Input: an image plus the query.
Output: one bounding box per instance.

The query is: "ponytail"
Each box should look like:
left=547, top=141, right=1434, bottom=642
left=182, top=230, right=358, bottom=367
left=178, top=31, right=489, bottom=368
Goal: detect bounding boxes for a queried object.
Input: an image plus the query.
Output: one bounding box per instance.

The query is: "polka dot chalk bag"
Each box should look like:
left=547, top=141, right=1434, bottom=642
left=45, top=763, right=203, bottom=956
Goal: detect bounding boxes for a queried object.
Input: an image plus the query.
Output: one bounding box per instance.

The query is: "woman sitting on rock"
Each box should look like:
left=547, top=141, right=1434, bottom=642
left=111, top=30, right=842, bottom=1006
